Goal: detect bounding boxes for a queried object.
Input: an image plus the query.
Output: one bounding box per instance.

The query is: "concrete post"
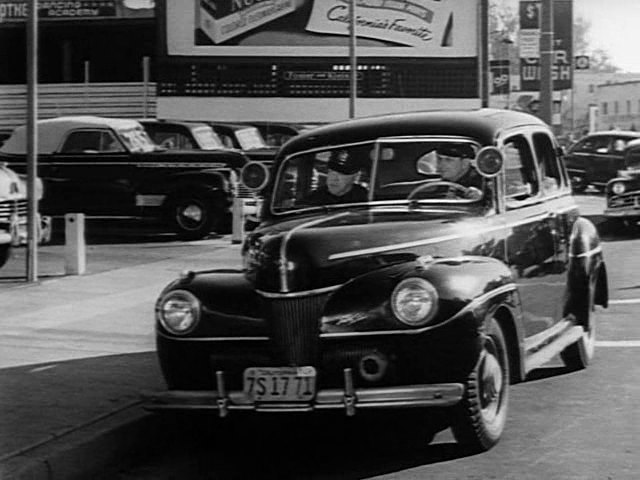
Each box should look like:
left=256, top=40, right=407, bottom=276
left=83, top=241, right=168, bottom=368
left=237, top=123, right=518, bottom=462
left=64, top=213, right=86, bottom=275
left=231, top=198, right=244, bottom=244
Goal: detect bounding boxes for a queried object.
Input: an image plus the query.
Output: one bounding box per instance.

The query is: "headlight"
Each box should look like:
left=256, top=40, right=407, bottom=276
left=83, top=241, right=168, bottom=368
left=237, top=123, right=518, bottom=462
left=611, top=182, right=626, bottom=195
left=391, top=277, right=438, bottom=327
left=156, top=289, right=201, bottom=334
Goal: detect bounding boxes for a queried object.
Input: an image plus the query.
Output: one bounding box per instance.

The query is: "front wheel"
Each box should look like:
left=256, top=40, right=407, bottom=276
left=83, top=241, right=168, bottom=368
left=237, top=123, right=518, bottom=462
left=450, top=318, right=510, bottom=452
left=167, top=191, right=219, bottom=241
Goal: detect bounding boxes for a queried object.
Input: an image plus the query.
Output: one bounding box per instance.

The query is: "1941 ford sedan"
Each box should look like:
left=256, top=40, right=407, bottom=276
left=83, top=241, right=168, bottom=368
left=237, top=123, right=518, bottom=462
left=146, top=109, right=608, bottom=451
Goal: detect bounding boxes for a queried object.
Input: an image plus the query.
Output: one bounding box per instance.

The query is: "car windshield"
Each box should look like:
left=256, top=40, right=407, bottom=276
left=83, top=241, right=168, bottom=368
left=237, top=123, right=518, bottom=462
left=116, top=126, right=157, bottom=153
left=235, top=127, right=267, bottom=150
left=271, top=140, right=484, bottom=214
left=192, top=126, right=226, bottom=150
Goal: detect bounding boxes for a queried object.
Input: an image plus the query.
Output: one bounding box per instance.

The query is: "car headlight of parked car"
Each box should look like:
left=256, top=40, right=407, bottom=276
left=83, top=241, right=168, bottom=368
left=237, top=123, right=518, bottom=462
left=157, top=290, right=201, bottom=334
left=391, top=277, right=438, bottom=327
left=611, top=182, right=626, bottom=195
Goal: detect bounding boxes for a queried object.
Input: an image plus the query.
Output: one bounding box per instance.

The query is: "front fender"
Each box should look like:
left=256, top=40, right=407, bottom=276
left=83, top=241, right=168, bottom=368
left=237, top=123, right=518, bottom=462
left=156, top=270, right=268, bottom=338
left=320, top=255, right=519, bottom=335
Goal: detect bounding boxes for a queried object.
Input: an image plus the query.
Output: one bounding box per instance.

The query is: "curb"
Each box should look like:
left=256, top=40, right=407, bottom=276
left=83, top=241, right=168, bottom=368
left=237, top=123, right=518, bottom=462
left=0, top=405, right=160, bottom=480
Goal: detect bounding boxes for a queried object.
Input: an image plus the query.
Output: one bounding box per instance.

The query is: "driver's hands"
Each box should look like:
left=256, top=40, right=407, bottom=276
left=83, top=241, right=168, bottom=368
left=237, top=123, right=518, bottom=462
left=464, top=186, right=483, bottom=200
left=445, top=185, right=482, bottom=200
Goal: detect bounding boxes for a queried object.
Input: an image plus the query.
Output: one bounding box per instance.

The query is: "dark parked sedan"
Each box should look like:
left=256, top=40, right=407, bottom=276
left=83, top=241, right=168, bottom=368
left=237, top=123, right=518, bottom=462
left=604, top=138, right=640, bottom=230
left=564, top=130, right=640, bottom=192
left=0, top=116, right=248, bottom=240
left=146, top=109, right=608, bottom=452
left=206, top=122, right=278, bottom=164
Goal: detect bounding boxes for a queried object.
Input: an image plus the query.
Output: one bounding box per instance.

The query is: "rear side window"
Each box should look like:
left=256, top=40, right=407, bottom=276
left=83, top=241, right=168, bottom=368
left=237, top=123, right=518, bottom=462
left=532, top=132, right=563, bottom=193
left=503, top=134, right=539, bottom=204
left=570, top=136, right=610, bottom=154
left=61, top=130, right=124, bottom=153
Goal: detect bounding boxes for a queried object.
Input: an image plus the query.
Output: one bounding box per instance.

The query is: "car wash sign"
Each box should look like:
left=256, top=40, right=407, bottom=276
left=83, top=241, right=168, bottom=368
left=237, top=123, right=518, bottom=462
left=519, top=0, right=572, bottom=91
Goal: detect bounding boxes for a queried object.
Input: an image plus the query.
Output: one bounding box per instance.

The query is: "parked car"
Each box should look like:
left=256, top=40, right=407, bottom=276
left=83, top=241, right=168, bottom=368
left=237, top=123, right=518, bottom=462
left=138, top=119, right=228, bottom=151
left=564, top=130, right=640, bottom=192
left=0, top=129, right=13, bottom=148
left=0, top=116, right=249, bottom=240
left=246, top=121, right=316, bottom=147
left=205, top=122, right=278, bottom=164
left=146, top=109, right=608, bottom=452
left=0, top=163, right=50, bottom=268
left=603, top=138, right=640, bottom=230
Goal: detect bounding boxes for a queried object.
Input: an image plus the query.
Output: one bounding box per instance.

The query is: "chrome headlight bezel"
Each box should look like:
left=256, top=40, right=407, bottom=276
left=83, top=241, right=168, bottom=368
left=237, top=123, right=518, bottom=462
left=611, top=181, right=626, bottom=195
left=156, top=289, right=201, bottom=335
left=391, top=277, right=439, bottom=327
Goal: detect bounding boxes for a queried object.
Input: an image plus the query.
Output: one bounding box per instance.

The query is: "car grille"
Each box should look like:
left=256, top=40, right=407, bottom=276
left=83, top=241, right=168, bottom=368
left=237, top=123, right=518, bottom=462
left=609, top=192, right=640, bottom=208
left=267, top=292, right=332, bottom=366
left=235, top=183, right=255, bottom=199
left=0, top=199, right=27, bottom=223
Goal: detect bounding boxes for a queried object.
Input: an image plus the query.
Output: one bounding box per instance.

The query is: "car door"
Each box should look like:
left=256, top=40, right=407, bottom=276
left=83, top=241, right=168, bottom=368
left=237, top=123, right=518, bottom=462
left=49, top=128, right=136, bottom=216
left=500, top=131, right=567, bottom=338
left=566, top=134, right=611, bottom=190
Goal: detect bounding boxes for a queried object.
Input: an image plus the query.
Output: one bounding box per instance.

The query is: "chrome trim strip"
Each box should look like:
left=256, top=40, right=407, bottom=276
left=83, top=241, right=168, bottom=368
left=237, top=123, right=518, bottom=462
left=280, top=212, right=350, bottom=292
left=157, top=331, right=269, bottom=342
left=569, top=245, right=602, bottom=259
left=257, top=285, right=340, bottom=299
left=321, top=283, right=517, bottom=338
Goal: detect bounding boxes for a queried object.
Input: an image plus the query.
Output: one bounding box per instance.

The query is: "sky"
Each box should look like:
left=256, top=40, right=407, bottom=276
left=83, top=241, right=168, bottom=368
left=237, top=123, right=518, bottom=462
left=573, top=0, right=640, bottom=72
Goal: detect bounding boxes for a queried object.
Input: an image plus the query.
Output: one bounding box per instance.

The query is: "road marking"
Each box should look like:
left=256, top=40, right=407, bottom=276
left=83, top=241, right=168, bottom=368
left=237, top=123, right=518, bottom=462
left=596, top=341, right=640, bottom=347
left=609, top=298, right=640, bottom=305
left=29, top=364, right=58, bottom=373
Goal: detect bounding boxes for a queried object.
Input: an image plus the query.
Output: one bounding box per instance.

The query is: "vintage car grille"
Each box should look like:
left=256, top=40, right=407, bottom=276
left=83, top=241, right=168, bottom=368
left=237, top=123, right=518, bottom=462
left=0, top=199, right=27, bottom=223
left=235, top=183, right=255, bottom=199
left=267, top=292, right=332, bottom=366
left=609, top=192, right=640, bottom=208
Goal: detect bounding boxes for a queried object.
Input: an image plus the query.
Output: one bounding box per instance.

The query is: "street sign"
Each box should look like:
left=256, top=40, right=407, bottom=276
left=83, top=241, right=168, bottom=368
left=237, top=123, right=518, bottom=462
left=490, top=60, right=510, bottom=95
left=519, top=0, right=573, bottom=91
left=575, top=55, right=590, bottom=70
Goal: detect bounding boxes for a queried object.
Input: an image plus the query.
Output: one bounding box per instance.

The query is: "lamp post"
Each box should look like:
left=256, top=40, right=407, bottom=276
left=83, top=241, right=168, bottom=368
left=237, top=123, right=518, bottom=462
left=349, top=0, right=357, bottom=119
left=26, top=0, right=38, bottom=282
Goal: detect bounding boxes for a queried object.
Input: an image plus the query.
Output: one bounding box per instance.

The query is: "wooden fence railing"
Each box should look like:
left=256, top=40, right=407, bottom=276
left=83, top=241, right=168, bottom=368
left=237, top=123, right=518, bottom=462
left=0, top=82, right=157, bottom=131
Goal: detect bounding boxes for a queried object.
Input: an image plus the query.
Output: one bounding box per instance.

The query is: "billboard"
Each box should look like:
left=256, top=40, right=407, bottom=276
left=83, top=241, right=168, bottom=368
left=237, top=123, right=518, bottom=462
left=166, top=0, right=479, bottom=57
left=158, top=0, right=484, bottom=122
left=0, top=0, right=154, bottom=23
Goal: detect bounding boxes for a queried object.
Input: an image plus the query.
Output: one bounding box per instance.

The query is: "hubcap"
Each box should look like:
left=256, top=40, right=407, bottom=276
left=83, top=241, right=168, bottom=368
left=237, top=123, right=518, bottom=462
left=480, top=350, right=503, bottom=422
left=181, top=204, right=203, bottom=223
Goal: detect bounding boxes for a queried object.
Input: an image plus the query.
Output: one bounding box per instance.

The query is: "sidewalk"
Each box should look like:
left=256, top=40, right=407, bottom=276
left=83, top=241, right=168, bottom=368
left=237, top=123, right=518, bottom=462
left=0, top=234, right=243, bottom=480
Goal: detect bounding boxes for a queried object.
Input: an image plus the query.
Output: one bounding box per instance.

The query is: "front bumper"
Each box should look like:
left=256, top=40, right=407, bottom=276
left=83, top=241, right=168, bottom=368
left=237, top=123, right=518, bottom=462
left=604, top=207, right=640, bottom=218
left=144, top=368, right=464, bottom=417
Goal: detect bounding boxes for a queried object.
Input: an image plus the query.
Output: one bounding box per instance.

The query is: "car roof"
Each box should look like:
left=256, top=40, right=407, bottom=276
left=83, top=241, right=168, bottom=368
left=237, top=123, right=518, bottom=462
left=580, top=130, right=640, bottom=138
left=138, top=119, right=212, bottom=128
left=278, top=108, right=547, bottom=158
left=0, top=116, right=143, bottom=155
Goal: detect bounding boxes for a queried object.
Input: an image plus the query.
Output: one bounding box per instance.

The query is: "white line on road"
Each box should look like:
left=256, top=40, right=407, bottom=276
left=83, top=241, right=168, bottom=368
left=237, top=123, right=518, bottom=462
left=595, top=341, right=640, bottom=347
left=609, top=298, right=640, bottom=305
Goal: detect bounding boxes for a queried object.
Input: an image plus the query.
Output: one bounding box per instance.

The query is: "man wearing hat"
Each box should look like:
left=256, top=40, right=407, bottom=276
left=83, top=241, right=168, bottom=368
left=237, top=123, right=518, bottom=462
left=435, top=144, right=483, bottom=198
left=304, top=150, right=368, bottom=205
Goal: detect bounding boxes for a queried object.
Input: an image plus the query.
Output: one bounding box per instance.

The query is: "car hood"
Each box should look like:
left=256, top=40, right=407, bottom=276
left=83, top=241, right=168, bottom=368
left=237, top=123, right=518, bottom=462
left=243, top=206, right=488, bottom=293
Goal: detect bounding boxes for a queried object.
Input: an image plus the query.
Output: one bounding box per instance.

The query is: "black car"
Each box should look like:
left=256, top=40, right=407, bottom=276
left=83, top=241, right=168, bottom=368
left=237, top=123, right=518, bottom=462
left=146, top=109, right=608, bottom=452
left=206, top=122, right=278, bottom=164
left=564, top=130, right=640, bottom=192
left=246, top=122, right=317, bottom=147
left=604, top=138, right=640, bottom=230
left=0, top=116, right=249, bottom=240
left=138, top=119, right=228, bottom=151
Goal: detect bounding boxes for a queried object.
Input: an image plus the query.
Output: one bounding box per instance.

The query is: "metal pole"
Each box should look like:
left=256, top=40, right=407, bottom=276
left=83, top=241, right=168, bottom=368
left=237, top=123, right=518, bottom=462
left=480, top=0, right=489, bottom=108
left=539, top=0, right=554, bottom=125
left=349, top=0, right=357, bottom=119
left=142, top=56, right=150, bottom=118
left=26, top=0, right=38, bottom=282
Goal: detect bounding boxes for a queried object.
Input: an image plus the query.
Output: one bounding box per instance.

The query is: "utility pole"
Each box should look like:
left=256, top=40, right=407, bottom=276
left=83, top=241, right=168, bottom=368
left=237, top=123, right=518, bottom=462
left=26, top=0, right=38, bottom=282
left=539, top=0, right=554, bottom=125
left=349, top=0, right=357, bottom=119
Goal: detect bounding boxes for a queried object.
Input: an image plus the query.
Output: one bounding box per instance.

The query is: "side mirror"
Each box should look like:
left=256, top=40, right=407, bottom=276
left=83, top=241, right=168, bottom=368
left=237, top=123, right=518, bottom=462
left=240, top=161, right=270, bottom=191
left=475, top=147, right=503, bottom=178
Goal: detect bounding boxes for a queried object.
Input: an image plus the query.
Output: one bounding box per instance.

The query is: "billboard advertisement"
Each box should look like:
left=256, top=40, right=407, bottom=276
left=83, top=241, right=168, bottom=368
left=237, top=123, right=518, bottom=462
left=167, top=0, right=479, bottom=58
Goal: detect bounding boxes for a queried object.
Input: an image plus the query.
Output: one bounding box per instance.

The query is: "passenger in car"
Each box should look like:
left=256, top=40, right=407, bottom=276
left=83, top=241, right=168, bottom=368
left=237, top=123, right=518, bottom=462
left=304, top=150, right=368, bottom=205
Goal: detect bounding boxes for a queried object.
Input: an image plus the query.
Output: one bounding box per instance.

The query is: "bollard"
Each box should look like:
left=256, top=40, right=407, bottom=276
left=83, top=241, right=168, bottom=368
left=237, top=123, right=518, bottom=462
left=231, top=198, right=244, bottom=244
left=64, top=213, right=86, bottom=275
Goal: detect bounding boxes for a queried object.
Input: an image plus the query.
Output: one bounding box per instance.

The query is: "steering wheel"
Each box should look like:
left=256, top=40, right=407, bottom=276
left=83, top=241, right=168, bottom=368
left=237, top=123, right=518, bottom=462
left=407, top=180, right=471, bottom=200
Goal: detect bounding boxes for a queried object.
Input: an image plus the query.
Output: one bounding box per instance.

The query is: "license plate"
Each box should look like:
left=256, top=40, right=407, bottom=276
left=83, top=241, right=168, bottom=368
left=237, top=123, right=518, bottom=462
left=243, top=366, right=316, bottom=402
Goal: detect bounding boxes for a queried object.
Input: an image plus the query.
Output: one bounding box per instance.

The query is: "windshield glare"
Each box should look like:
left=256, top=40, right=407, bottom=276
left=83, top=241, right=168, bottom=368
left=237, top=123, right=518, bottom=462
left=271, top=140, right=483, bottom=214
left=117, top=127, right=157, bottom=153
left=236, top=127, right=267, bottom=150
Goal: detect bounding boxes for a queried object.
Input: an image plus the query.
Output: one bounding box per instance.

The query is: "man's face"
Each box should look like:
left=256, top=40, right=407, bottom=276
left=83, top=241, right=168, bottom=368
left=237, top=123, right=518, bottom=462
left=327, top=169, right=356, bottom=196
left=438, top=154, right=467, bottom=181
